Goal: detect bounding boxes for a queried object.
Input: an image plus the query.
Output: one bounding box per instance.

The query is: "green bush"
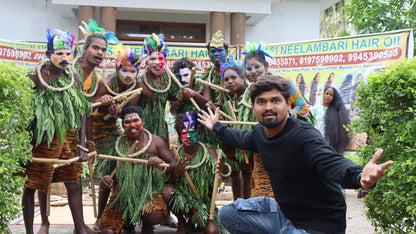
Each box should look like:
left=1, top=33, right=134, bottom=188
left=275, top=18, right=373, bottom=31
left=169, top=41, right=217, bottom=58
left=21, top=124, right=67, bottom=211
left=352, top=59, right=416, bottom=233
left=0, top=63, right=34, bottom=232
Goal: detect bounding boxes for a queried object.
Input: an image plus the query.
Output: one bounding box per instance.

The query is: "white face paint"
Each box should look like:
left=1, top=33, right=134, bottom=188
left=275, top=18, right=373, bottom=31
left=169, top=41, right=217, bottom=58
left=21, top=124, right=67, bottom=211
left=179, top=68, right=191, bottom=83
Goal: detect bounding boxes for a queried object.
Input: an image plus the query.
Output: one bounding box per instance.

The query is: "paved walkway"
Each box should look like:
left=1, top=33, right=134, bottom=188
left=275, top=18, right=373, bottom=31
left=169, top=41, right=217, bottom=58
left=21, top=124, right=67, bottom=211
left=8, top=189, right=374, bottom=233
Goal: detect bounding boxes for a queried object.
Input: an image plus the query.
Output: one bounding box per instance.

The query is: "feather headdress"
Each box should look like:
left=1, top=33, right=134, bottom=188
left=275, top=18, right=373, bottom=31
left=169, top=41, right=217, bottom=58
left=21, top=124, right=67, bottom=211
left=183, top=111, right=196, bottom=129
left=210, top=30, right=225, bottom=48
left=143, top=33, right=169, bottom=57
left=46, top=29, right=75, bottom=54
left=79, top=18, right=119, bottom=44
left=240, top=41, right=273, bottom=59
left=114, top=43, right=145, bottom=69
left=219, top=55, right=240, bottom=79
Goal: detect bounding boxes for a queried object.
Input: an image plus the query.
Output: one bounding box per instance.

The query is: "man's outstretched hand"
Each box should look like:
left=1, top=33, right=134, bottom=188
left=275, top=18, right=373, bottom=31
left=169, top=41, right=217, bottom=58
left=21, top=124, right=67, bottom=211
left=197, top=107, right=220, bottom=131
left=361, top=149, right=394, bottom=190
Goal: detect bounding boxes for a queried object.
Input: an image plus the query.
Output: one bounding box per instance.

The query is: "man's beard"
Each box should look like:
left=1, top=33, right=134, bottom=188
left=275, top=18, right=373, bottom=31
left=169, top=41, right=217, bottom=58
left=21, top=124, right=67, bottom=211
left=260, top=111, right=284, bottom=129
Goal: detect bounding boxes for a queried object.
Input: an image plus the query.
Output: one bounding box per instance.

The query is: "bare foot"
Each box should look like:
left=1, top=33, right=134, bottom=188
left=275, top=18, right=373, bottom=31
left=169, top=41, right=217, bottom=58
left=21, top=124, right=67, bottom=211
left=92, top=221, right=100, bottom=231
left=162, top=215, right=178, bottom=228
left=37, top=222, right=50, bottom=234
left=74, top=225, right=98, bottom=234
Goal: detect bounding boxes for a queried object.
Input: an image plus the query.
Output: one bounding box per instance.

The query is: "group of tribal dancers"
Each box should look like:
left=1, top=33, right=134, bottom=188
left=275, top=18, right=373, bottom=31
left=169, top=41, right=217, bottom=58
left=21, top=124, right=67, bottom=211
left=22, top=18, right=312, bottom=234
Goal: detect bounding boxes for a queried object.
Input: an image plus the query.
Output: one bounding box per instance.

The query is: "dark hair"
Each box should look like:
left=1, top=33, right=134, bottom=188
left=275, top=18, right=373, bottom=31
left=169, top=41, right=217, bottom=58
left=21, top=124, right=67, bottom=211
left=84, top=33, right=108, bottom=50
left=172, top=57, right=195, bottom=72
left=308, top=72, right=321, bottom=105
left=174, top=111, right=200, bottom=136
left=250, top=75, right=291, bottom=104
left=323, top=87, right=351, bottom=154
left=296, top=73, right=306, bottom=96
left=244, top=51, right=268, bottom=68
left=206, top=42, right=229, bottom=51
left=325, top=72, right=335, bottom=90
left=120, top=106, right=143, bottom=120
left=222, top=65, right=244, bottom=78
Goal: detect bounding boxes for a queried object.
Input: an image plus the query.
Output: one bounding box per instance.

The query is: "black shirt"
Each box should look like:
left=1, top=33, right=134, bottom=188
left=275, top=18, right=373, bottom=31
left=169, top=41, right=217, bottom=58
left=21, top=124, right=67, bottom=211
left=213, top=116, right=362, bottom=233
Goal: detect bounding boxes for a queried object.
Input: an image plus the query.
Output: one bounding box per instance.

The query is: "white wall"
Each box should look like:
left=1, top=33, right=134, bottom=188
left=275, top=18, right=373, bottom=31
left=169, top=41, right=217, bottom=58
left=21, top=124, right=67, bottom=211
left=0, top=0, right=78, bottom=42
left=247, top=0, right=320, bottom=44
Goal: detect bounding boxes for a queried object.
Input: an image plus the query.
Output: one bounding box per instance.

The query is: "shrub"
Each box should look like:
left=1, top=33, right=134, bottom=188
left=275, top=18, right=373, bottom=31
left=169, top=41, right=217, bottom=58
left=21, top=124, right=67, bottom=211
left=352, top=59, right=416, bottom=233
left=0, top=63, right=34, bottom=232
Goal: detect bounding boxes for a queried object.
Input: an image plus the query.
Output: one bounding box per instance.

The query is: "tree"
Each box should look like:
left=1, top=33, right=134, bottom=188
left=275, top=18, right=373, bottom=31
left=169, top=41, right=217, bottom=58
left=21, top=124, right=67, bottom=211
left=0, top=63, right=34, bottom=232
left=344, top=0, right=416, bottom=53
left=352, top=59, right=416, bottom=232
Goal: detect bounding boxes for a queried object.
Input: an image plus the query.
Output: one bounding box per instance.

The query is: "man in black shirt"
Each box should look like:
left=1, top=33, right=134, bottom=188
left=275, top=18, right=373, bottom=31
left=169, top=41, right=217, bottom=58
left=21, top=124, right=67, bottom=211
left=198, top=75, right=393, bottom=234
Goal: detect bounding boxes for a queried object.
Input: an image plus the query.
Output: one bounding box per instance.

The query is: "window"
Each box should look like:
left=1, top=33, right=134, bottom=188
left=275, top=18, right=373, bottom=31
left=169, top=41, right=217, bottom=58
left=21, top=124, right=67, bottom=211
left=116, top=20, right=206, bottom=43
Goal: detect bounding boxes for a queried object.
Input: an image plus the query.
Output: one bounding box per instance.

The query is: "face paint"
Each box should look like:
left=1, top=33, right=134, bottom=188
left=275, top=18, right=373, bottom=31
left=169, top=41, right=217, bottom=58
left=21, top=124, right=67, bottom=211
left=122, top=114, right=144, bottom=139
left=84, top=38, right=107, bottom=67
left=118, top=65, right=138, bottom=86
left=179, top=68, right=191, bottom=83
left=147, top=52, right=166, bottom=76
left=50, top=49, right=72, bottom=69
left=208, top=46, right=227, bottom=66
left=180, top=127, right=198, bottom=147
left=245, top=57, right=266, bottom=82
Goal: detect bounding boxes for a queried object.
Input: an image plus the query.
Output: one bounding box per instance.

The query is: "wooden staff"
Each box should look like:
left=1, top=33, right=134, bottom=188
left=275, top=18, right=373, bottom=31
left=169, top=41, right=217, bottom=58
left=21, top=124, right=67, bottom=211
left=165, top=68, right=201, bottom=111
left=195, top=78, right=229, bottom=93
left=172, top=148, right=200, bottom=199
left=209, top=149, right=223, bottom=221
left=108, top=140, right=139, bottom=181
left=51, top=151, right=97, bottom=169
left=227, top=101, right=249, bottom=164
left=98, top=154, right=170, bottom=168
left=189, top=67, right=196, bottom=89
left=205, top=103, right=234, bottom=121
left=92, top=88, right=142, bottom=108
left=103, top=88, right=143, bottom=120
left=88, top=155, right=97, bottom=218
left=219, top=120, right=258, bottom=126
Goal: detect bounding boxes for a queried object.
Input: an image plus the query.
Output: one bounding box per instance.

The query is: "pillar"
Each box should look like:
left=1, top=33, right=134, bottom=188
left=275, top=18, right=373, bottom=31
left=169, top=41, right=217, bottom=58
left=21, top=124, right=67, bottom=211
left=100, top=7, right=116, bottom=33
left=230, top=13, right=246, bottom=45
left=210, top=12, right=226, bottom=39
left=78, top=6, right=95, bottom=41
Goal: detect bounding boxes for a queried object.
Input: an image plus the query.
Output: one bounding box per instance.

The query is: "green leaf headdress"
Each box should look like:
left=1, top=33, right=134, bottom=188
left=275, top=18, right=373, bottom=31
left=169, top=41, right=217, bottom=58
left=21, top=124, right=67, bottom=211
left=143, top=33, right=169, bottom=57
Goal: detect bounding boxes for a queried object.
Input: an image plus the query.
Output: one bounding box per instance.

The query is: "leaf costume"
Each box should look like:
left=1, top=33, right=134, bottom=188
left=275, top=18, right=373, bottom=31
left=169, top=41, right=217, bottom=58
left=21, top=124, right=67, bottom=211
left=169, top=144, right=224, bottom=232
left=99, top=134, right=166, bottom=224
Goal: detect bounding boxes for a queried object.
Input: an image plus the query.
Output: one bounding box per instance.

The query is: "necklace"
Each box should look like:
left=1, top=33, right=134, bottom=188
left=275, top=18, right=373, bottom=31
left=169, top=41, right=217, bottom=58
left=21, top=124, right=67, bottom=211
left=73, top=56, right=100, bottom=97
left=143, top=67, right=172, bottom=93
left=37, top=59, right=74, bottom=91
left=101, top=59, right=137, bottom=96
left=115, top=129, right=152, bottom=157
left=177, top=141, right=207, bottom=170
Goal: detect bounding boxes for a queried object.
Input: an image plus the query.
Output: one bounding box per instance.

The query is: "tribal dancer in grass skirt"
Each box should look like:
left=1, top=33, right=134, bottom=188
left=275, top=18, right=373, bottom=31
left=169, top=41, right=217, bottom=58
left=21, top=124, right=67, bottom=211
left=97, top=106, right=182, bottom=234
left=164, top=111, right=229, bottom=234
left=137, top=33, right=180, bottom=142
left=67, top=19, right=119, bottom=175
left=240, top=42, right=312, bottom=197
left=24, top=29, right=94, bottom=234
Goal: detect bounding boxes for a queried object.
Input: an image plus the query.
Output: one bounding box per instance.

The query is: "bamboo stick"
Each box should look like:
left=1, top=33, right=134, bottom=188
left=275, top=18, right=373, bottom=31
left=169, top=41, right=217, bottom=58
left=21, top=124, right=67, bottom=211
left=205, top=103, right=234, bottom=121
left=92, top=88, right=142, bottom=108
left=173, top=148, right=200, bottom=199
left=196, top=78, right=230, bottom=93
left=88, top=156, right=97, bottom=218
left=219, top=120, right=258, bottom=126
left=209, top=150, right=223, bottom=221
left=98, top=154, right=170, bottom=168
left=103, top=88, right=142, bottom=120
left=227, top=101, right=249, bottom=164
left=52, top=151, right=97, bottom=169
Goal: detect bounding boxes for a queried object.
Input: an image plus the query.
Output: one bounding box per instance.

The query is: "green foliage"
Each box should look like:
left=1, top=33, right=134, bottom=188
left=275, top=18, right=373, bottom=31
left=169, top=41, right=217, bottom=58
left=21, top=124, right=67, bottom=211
left=0, top=63, right=34, bottom=232
left=344, top=0, right=416, bottom=54
left=352, top=59, right=416, bottom=232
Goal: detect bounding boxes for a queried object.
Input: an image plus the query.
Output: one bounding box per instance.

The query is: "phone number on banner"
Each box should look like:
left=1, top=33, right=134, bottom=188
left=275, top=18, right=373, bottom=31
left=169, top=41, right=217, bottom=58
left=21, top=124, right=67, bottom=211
left=0, top=46, right=47, bottom=62
left=269, top=47, right=401, bottom=68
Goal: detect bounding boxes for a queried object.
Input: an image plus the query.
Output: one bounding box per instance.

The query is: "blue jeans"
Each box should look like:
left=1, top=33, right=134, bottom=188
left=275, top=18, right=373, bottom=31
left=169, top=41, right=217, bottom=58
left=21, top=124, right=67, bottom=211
left=219, top=197, right=309, bottom=234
